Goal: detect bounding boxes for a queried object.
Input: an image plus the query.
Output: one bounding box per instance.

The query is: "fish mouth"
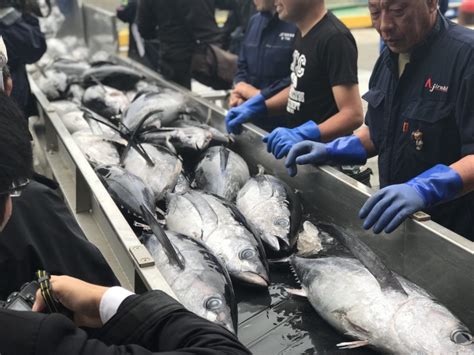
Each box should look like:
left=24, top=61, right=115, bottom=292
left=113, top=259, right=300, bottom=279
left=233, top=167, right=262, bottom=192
left=237, top=271, right=269, bottom=288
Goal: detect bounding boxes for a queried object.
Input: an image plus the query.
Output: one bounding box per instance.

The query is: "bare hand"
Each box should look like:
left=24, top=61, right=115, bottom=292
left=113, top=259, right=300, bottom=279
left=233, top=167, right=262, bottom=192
left=228, top=91, right=245, bottom=108
left=233, top=82, right=260, bottom=101
left=32, top=275, right=109, bottom=328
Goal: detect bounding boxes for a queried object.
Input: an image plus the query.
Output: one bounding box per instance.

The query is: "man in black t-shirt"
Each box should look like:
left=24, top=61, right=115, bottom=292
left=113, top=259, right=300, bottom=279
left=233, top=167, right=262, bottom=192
left=225, top=0, right=363, bottom=160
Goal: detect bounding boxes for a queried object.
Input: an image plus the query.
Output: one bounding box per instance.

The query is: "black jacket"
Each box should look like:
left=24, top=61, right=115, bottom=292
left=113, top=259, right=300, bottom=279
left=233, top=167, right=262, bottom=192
left=0, top=179, right=119, bottom=299
left=137, top=0, right=231, bottom=60
left=0, top=291, right=251, bottom=354
left=0, top=11, right=46, bottom=114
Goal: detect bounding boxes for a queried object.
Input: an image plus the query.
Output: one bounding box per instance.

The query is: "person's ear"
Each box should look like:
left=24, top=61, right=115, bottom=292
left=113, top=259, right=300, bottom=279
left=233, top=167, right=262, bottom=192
left=0, top=196, right=12, bottom=231
left=427, top=0, right=439, bottom=13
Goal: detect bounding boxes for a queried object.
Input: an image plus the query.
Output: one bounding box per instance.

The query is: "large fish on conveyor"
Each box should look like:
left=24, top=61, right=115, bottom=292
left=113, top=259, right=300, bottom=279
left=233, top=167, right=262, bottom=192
left=37, top=70, right=68, bottom=101
left=166, top=190, right=269, bottom=287
left=123, top=143, right=182, bottom=202
left=82, top=64, right=144, bottom=91
left=236, top=167, right=302, bottom=252
left=121, top=90, right=191, bottom=132
left=82, top=85, right=130, bottom=120
left=143, top=231, right=237, bottom=333
left=193, top=146, right=250, bottom=201
left=49, top=58, right=90, bottom=80
left=95, top=165, right=184, bottom=269
left=289, top=224, right=474, bottom=354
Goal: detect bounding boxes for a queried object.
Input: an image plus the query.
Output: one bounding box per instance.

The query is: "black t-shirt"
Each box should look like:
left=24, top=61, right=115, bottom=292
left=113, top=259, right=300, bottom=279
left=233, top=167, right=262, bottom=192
left=286, top=11, right=358, bottom=128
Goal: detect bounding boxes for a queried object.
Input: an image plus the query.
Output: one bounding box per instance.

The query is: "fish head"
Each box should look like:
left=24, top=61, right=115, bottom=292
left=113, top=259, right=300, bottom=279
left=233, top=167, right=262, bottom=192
left=289, top=255, right=319, bottom=287
left=390, top=289, right=474, bottom=353
left=231, top=240, right=269, bottom=288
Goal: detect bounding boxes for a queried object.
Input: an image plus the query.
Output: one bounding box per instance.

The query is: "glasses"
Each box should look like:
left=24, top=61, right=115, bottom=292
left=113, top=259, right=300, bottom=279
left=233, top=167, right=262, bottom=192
left=0, top=178, right=30, bottom=198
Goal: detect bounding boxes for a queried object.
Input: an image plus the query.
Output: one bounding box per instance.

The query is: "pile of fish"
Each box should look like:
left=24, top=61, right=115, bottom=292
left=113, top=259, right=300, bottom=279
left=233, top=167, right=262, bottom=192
left=33, top=42, right=474, bottom=353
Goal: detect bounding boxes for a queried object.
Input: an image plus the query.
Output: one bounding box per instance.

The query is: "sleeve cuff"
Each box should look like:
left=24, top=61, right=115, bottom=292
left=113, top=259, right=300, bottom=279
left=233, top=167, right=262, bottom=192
left=99, top=287, right=135, bottom=324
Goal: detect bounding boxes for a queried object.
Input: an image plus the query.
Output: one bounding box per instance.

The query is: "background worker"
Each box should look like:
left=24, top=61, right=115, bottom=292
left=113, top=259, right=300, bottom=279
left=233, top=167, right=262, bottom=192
left=229, top=0, right=297, bottom=131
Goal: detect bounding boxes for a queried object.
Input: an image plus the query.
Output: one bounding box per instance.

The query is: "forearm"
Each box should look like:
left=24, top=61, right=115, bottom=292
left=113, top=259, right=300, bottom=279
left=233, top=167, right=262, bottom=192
left=354, top=125, right=377, bottom=158
left=265, top=87, right=290, bottom=116
left=318, top=108, right=363, bottom=142
left=450, top=155, right=474, bottom=194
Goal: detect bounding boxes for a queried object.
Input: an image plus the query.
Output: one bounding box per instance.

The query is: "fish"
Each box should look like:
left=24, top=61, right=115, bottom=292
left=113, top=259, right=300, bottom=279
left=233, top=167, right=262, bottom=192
left=193, top=146, right=250, bottom=201
left=121, top=90, right=191, bottom=132
left=49, top=58, right=90, bottom=80
left=37, top=70, right=68, bottom=101
left=82, top=64, right=144, bottom=91
left=166, top=190, right=269, bottom=287
left=143, top=231, right=237, bottom=333
left=67, top=84, right=85, bottom=103
left=50, top=100, right=80, bottom=117
left=236, top=167, right=302, bottom=252
left=82, top=85, right=130, bottom=120
left=95, top=165, right=183, bottom=269
left=61, top=110, right=90, bottom=134
left=123, top=143, right=182, bottom=202
left=173, top=119, right=232, bottom=146
left=289, top=224, right=474, bottom=354
left=72, top=131, right=120, bottom=166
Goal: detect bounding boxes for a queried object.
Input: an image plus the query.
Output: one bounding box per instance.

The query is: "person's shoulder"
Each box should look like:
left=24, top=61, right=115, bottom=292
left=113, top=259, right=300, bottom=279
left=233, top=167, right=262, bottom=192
left=313, top=11, right=355, bottom=43
left=444, top=21, right=474, bottom=50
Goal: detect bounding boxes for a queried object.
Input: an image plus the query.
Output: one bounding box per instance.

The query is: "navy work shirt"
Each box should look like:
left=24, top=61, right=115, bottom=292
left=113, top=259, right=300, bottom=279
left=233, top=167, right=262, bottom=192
left=234, top=12, right=296, bottom=99
left=364, top=16, right=474, bottom=240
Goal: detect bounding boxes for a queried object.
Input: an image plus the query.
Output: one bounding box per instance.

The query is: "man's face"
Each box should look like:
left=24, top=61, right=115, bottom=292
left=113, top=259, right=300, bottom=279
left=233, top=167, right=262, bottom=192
left=254, top=0, right=275, bottom=12
left=369, top=0, right=438, bottom=53
left=275, top=0, right=308, bottom=22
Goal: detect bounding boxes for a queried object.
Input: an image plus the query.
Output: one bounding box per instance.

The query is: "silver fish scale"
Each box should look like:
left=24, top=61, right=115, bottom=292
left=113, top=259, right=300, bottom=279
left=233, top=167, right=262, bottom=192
left=72, top=131, right=120, bottom=166
left=166, top=191, right=268, bottom=286
left=292, top=256, right=474, bottom=354
left=236, top=175, right=292, bottom=251
left=123, top=143, right=182, bottom=202
left=144, top=232, right=235, bottom=333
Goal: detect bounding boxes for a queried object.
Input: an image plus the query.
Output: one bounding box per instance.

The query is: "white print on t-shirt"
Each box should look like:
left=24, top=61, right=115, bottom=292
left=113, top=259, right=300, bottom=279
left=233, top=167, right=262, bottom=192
left=279, top=32, right=295, bottom=41
left=287, top=50, right=306, bottom=114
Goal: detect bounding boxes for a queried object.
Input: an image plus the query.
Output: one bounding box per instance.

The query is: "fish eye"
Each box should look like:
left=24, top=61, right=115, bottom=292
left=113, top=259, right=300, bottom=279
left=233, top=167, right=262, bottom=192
left=451, top=329, right=474, bottom=345
left=274, top=218, right=289, bottom=227
left=205, top=297, right=223, bottom=310
left=240, top=249, right=256, bottom=260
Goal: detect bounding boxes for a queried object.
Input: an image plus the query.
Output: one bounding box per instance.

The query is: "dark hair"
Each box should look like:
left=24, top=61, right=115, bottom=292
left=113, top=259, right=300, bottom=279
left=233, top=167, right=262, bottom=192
left=0, top=92, right=33, bottom=223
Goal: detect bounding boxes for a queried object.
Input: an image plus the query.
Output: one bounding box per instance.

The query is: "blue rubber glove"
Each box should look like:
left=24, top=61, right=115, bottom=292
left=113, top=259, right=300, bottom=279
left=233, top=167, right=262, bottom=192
left=284, top=135, right=367, bottom=177
left=225, top=94, right=267, bottom=135
left=359, top=164, right=463, bottom=234
left=262, top=121, right=320, bottom=159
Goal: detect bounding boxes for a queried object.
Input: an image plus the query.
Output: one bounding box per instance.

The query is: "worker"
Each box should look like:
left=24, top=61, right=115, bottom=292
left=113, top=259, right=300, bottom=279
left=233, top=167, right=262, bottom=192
left=285, top=0, right=474, bottom=240
left=226, top=0, right=363, bottom=162
left=229, top=0, right=297, bottom=131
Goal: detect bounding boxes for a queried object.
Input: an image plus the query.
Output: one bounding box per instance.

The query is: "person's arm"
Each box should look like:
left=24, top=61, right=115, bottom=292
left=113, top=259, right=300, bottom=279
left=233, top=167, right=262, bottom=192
left=265, top=86, right=290, bottom=116
left=136, top=0, right=157, bottom=40
left=318, top=84, right=363, bottom=142
left=0, top=14, right=46, bottom=65
left=354, top=125, right=377, bottom=158
left=451, top=156, right=474, bottom=194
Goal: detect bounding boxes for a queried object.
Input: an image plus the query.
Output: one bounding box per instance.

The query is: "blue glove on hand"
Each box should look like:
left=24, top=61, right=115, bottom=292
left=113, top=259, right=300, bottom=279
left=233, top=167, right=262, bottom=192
left=225, top=94, right=267, bottom=135
left=284, top=135, right=367, bottom=177
left=262, top=121, right=320, bottom=159
left=359, top=164, right=463, bottom=234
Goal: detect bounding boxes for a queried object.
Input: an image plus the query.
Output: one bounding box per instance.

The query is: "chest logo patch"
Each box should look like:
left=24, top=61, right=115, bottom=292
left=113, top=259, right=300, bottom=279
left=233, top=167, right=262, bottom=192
left=279, top=32, right=295, bottom=41
left=287, top=50, right=307, bottom=114
left=424, top=77, right=449, bottom=94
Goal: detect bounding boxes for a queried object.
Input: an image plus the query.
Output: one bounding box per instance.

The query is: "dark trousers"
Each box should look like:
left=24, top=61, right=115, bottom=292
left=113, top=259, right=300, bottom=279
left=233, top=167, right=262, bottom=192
left=161, top=55, right=192, bottom=89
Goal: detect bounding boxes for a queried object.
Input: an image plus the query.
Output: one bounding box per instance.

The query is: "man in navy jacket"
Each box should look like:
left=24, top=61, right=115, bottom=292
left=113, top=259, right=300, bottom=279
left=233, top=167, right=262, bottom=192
left=229, top=0, right=296, bottom=131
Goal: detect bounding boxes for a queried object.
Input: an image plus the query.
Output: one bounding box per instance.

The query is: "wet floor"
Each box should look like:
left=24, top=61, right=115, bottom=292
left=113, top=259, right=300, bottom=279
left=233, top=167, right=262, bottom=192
left=236, top=263, right=380, bottom=355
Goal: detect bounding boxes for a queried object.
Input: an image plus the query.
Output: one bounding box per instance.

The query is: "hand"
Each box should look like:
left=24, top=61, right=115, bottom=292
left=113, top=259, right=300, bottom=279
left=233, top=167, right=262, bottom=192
left=285, top=141, right=328, bottom=177
left=225, top=94, right=266, bottom=135
left=233, top=82, right=259, bottom=100
left=359, top=184, right=425, bottom=234
left=32, top=275, right=109, bottom=328
left=228, top=91, right=245, bottom=108
left=262, top=121, right=320, bottom=159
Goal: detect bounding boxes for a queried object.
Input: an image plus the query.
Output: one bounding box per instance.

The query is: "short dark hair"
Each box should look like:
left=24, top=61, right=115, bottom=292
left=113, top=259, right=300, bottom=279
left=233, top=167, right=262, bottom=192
left=0, top=92, right=33, bottom=223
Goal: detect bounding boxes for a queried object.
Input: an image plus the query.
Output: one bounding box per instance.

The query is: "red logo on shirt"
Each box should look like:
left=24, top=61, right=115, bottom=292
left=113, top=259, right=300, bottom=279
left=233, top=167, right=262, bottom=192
left=425, top=77, right=448, bottom=93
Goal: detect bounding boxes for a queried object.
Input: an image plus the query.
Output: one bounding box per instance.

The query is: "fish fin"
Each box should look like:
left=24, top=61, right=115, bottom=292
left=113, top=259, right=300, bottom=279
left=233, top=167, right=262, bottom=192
left=256, top=164, right=265, bottom=176
left=219, top=146, right=230, bottom=174
left=318, top=223, right=407, bottom=296
left=289, top=263, right=302, bottom=286
left=285, top=288, right=307, bottom=298
left=140, top=205, right=185, bottom=270
left=337, top=340, right=370, bottom=350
